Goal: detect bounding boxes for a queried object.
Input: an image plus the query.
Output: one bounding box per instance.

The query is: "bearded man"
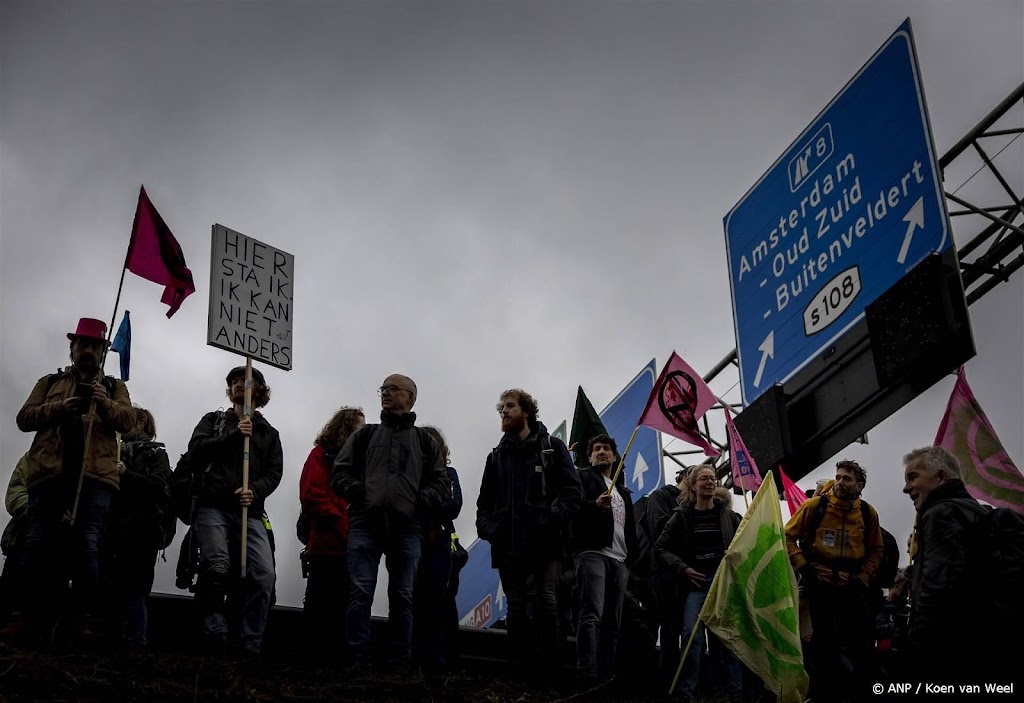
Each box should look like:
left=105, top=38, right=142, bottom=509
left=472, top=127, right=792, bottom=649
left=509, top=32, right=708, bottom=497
left=476, top=388, right=582, bottom=680
left=2, top=317, right=134, bottom=645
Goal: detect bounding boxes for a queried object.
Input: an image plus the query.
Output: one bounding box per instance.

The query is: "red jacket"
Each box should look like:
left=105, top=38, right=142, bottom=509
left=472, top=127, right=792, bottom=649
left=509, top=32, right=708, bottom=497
left=299, top=445, right=349, bottom=556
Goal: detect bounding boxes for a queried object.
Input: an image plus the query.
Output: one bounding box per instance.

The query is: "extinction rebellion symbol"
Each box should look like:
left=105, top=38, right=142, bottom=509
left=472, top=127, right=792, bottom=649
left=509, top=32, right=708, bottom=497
left=657, top=370, right=700, bottom=435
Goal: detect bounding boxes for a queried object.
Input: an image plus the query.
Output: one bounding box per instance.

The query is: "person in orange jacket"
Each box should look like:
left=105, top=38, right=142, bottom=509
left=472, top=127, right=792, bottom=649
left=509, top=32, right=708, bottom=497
left=785, top=460, right=884, bottom=703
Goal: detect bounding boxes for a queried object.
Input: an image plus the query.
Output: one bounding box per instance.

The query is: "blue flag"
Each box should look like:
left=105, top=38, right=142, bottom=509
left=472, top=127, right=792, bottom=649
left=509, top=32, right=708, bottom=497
left=110, top=311, right=131, bottom=381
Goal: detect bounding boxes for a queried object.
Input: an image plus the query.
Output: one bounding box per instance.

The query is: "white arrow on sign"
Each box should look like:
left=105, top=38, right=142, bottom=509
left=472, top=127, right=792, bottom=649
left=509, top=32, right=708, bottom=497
left=632, top=453, right=649, bottom=492
left=897, top=196, right=924, bottom=265
left=753, top=330, right=775, bottom=388
left=495, top=582, right=506, bottom=614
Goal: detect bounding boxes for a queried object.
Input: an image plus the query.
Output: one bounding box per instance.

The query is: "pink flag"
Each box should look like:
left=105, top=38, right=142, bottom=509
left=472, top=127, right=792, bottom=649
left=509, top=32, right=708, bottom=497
left=638, top=352, right=720, bottom=457
left=935, top=367, right=1024, bottom=513
left=780, top=466, right=808, bottom=516
left=723, top=406, right=762, bottom=490
left=125, top=186, right=196, bottom=318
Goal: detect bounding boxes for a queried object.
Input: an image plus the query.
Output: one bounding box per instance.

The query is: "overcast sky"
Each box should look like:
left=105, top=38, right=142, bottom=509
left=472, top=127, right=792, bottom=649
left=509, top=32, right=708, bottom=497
left=2, top=0, right=1021, bottom=611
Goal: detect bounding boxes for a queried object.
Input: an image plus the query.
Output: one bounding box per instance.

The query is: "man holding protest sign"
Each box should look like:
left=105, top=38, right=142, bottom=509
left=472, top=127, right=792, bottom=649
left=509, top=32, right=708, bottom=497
left=1, top=317, right=134, bottom=645
left=186, top=366, right=282, bottom=656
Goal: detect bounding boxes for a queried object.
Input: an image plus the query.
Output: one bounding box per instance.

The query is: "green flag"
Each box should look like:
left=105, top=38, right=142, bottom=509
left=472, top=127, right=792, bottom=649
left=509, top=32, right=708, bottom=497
left=551, top=420, right=568, bottom=444
left=698, top=471, right=809, bottom=703
left=568, top=386, right=607, bottom=468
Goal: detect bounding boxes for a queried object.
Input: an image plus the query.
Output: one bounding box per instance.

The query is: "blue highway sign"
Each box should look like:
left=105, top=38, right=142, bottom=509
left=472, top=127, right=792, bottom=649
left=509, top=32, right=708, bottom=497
left=724, top=19, right=950, bottom=406
left=600, top=359, right=665, bottom=497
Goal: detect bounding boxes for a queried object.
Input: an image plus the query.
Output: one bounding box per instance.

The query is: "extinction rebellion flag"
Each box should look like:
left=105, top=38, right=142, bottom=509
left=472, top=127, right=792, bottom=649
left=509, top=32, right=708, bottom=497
left=935, top=367, right=1024, bottom=513
left=638, top=351, right=720, bottom=457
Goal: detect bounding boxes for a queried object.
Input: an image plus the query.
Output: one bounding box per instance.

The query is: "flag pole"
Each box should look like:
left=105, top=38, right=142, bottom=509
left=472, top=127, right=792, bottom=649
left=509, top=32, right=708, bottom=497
left=70, top=229, right=133, bottom=526
left=240, top=356, right=253, bottom=579
left=102, top=186, right=140, bottom=372
left=607, top=425, right=641, bottom=493
left=670, top=611, right=703, bottom=694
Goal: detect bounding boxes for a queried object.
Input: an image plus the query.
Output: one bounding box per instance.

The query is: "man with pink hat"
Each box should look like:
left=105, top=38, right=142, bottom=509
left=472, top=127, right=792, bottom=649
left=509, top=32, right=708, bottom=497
left=1, top=317, right=134, bottom=646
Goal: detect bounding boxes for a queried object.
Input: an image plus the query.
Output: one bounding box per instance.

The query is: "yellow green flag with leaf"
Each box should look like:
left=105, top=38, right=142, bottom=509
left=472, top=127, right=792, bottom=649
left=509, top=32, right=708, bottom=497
left=698, top=471, right=808, bottom=703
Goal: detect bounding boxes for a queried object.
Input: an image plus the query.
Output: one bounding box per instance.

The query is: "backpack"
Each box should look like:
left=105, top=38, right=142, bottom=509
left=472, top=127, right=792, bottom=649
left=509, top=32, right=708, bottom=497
left=169, top=411, right=226, bottom=524
left=877, top=526, right=900, bottom=589
left=121, top=439, right=176, bottom=550
left=972, top=505, right=1024, bottom=626
left=295, top=511, right=311, bottom=546
left=175, top=525, right=201, bottom=591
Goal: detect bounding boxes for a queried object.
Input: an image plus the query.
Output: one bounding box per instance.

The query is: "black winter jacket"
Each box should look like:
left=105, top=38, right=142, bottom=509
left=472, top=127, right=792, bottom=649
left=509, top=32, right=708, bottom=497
left=110, top=435, right=172, bottom=550
left=572, top=466, right=639, bottom=564
left=330, top=410, right=449, bottom=536
left=653, top=502, right=741, bottom=582
left=906, top=480, right=987, bottom=660
left=644, top=484, right=681, bottom=572
left=476, top=422, right=583, bottom=568
left=187, top=410, right=283, bottom=516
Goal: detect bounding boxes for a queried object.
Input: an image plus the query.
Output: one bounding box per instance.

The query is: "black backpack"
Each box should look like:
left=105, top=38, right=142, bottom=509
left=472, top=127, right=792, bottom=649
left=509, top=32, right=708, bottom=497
left=967, top=503, right=1024, bottom=627
left=120, top=439, right=176, bottom=550
left=169, top=411, right=226, bottom=524
left=877, top=526, right=900, bottom=589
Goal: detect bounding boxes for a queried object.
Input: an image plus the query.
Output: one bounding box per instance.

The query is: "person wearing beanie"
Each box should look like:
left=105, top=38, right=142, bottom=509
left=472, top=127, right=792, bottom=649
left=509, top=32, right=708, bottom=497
left=185, top=365, right=283, bottom=656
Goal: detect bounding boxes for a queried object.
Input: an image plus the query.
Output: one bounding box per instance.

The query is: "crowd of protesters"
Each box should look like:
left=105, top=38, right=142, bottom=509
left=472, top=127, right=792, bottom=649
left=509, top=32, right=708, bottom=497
left=1, top=316, right=1019, bottom=701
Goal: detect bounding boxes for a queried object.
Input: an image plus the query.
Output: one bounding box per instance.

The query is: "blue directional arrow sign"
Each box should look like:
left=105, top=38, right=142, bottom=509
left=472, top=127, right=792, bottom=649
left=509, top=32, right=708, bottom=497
left=600, top=359, right=664, bottom=497
left=724, top=19, right=950, bottom=406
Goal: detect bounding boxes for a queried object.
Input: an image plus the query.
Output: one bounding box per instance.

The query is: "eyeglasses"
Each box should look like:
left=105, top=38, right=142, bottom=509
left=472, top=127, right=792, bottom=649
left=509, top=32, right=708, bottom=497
left=378, top=385, right=405, bottom=396
left=695, top=476, right=717, bottom=483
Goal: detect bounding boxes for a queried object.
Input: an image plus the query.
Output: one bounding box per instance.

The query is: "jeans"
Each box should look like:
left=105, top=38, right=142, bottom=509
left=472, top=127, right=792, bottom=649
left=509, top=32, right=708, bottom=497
left=499, top=556, right=561, bottom=668
left=574, top=552, right=629, bottom=679
left=413, top=533, right=454, bottom=672
left=677, top=588, right=742, bottom=698
left=303, top=553, right=350, bottom=655
left=193, top=507, right=276, bottom=653
left=109, top=534, right=158, bottom=648
left=346, top=526, right=422, bottom=666
left=18, top=478, right=113, bottom=624
left=807, top=582, right=873, bottom=702
left=652, top=570, right=685, bottom=681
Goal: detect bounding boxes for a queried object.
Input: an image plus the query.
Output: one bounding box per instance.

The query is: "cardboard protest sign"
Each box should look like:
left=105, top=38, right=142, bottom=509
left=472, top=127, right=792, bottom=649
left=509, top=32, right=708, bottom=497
left=208, top=224, right=294, bottom=370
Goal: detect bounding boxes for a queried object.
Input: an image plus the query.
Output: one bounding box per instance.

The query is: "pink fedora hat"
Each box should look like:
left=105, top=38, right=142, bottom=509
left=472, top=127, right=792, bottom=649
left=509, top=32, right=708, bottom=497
left=67, top=317, right=108, bottom=342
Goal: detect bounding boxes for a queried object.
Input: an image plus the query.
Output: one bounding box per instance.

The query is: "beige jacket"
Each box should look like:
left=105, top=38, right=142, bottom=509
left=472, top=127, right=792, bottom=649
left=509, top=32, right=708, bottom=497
left=17, top=368, right=134, bottom=490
